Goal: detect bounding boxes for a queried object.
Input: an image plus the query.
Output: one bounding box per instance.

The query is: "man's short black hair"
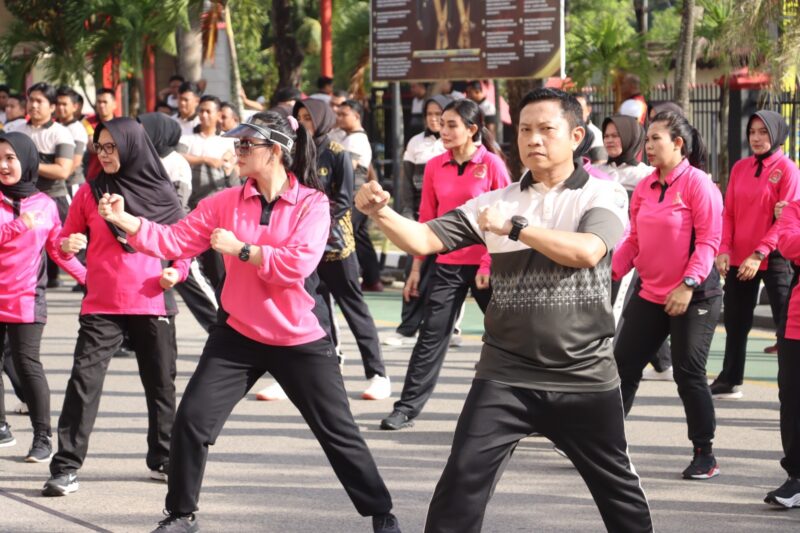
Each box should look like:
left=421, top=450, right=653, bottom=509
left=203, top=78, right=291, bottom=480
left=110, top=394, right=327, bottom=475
left=56, top=86, right=81, bottom=105
left=317, top=76, right=334, bottom=89
left=96, top=87, right=116, bottom=98
left=220, top=101, right=240, bottom=120
left=199, top=94, right=221, bottom=109
left=0, top=85, right=10, bottom=95
left=341, top=99, right=364, bottom=119
left=519, top=88, right=583, bottom=129
left=8, top=93, right=26, bottom=106
left=27, top=82, right=57, bottom=105
left=465, top=80, right=483, bottom=92
left=169, top=74, right=185, bottom=84
left=178, top=81, right=201, bottom=96
left=332, top=89, right=349, bottom=99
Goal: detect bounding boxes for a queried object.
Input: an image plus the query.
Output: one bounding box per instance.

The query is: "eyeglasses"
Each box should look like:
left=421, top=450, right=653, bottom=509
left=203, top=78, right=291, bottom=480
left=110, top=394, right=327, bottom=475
left=93, top=142, right=117, bottom=155
left=234, top=140, right=271, bottom=156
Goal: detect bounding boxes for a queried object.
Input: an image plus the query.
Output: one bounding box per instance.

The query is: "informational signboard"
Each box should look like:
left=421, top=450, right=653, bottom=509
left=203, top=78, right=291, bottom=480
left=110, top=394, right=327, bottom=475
left=371, top=0, right=564, bottom=81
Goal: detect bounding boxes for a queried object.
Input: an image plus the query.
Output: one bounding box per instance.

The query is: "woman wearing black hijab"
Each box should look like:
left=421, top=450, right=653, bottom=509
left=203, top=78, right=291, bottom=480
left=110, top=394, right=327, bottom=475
left=42, top=118, right=190, bottom=496
left=712, top=110, right=800, bottom=399
left=598, top=115, right=672, bottom=380
left=139, top=112, right=219, bottom=333
left=255, top=98, right=391, bottom=401
left=0, top=132, right=85, bottom=462
left=598, top=115, right=653, bottom=198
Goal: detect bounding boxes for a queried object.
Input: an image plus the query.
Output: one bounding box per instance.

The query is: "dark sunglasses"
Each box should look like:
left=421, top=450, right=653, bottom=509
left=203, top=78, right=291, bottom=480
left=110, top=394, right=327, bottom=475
left=234, top=140, right=272, bottom=156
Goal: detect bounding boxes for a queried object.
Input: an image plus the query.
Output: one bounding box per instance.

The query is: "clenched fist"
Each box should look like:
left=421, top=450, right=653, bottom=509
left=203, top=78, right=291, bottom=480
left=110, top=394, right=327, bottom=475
left=210, top=228, right=243, bottom=256
left=160, top=267, right=180, bottom=289
left=98, top=193, right=126, bottom=224
left=355, top=181, right=391, bottom=216
left=61, top=233, right=88, bottom=254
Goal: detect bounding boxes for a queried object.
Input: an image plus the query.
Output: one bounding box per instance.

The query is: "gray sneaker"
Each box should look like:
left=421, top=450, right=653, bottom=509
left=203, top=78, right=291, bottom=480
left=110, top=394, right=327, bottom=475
left=0, top=423, right=16, bottom=447
left=151, top=512, right=199, bottom=532
left=25, top=432, right=53, bottom=463
left=42, top=472, right=79, bottom=496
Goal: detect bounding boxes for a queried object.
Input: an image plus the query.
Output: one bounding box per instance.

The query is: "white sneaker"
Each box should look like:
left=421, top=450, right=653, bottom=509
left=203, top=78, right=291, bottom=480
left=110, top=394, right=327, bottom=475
left=382, top=333, right=416, bottom=347
left=449, top=334, right=463, bottom=347
left=362, top=375, right=391, bottom=400
left=14, top=402, right=29, bottom=415
left=255, top=382, right=288, bottom=401
left=641, top=365, right=673, bottom=381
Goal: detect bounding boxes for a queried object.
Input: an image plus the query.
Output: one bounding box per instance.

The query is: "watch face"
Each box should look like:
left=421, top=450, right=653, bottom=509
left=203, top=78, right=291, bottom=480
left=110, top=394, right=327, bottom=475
left=511, top=215, right=528, bottom=227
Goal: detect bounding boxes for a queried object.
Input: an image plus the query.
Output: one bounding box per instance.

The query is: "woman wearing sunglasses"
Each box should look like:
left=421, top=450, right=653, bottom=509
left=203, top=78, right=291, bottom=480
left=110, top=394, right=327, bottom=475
left=43, top=118, right=190, bottom=496
left=97, top=112, right=400, bottom=533
left=0, top=132, right=85, bottom=462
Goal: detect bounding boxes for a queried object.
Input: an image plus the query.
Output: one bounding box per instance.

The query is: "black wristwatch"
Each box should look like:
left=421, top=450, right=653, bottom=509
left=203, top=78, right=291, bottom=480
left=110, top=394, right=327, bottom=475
left=683, top=276, right=699, bottom=289
left=753, top=251, right=766, bottom=261
left=508, top=216, right=528, bottom=241
left=238, top=243, right=251, bottom=262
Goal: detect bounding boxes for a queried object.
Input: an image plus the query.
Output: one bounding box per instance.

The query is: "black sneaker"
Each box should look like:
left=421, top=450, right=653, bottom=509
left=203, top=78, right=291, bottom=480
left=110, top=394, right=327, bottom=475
left=42, top=472, right=79, bottom=496
left=149, top=463, right=169, bottom=482
left=765, top=477, right=800, bottom=508
left=709, top=380, right=743, bottom=399
left=380, top=410, right=414, bottom=430
left=151, top=512, right=199, bottom=533
left=372, top=512, right=401, bottom=533
left=0, top=423, right=16, bottom=447
left=25, top=432, right=53, bottom=463
left=682, top=449, right=719, bottom=480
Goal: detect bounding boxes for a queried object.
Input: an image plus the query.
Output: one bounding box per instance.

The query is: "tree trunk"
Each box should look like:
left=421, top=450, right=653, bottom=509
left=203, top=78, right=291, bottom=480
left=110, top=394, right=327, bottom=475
left=272, top=0, right=304, bottom=89
left=224, top=6, right=244, bottom=118
left=177, top=2, right=203, bottom=82
left=674, top=0, right=696, bottom=114
left=718, top=79, right=730, bottom=192
left=505, top=79, right=543, bottom=179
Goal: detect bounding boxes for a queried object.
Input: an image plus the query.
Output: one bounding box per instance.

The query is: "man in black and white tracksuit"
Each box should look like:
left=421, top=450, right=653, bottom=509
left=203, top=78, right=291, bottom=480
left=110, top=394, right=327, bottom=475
left=355, top=88, right=653, bottom=532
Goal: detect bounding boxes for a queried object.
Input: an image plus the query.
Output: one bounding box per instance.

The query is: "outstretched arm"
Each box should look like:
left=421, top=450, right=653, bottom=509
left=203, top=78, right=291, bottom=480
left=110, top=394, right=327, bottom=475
left=355, top=181, right=446, bottom=256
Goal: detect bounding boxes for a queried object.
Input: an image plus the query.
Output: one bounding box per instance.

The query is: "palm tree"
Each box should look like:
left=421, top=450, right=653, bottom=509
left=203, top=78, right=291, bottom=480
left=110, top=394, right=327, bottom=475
left=674, top=0, right=699, bottom=114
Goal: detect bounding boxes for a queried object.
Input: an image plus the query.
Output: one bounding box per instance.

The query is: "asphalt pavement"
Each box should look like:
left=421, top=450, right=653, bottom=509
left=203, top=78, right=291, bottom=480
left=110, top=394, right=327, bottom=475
left=2, top=284, right=798, bottom=532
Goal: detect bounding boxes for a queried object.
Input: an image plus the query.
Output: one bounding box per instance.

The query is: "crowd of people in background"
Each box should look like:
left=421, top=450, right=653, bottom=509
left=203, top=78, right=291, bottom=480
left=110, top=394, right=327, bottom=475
left=1, top=72, right=800, bottom=533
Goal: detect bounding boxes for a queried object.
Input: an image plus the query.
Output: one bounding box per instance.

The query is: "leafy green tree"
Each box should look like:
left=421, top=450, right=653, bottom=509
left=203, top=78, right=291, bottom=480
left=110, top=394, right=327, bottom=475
left=566, top=0, right=649, bottom=94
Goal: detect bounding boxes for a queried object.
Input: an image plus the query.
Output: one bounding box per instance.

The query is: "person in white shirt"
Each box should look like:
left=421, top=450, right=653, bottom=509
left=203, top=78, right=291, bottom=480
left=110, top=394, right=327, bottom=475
left=55, top=87, right=89, bottom=196
left=3, top=93, right=27, bottom=133
left=219, top=101, right=240, bottom=134
left=177, top=94, right=237, bottom=289
left=465, top=81, right=497, bottom=134
left=178, top=95, right=237, bottom=209
left=17, top=82, right=75, bottom=287
left=576, top=94, right=607, bottom=164
left=173, top=81, right=201, bottom=136
left=333, top=99, right=382, bottom=291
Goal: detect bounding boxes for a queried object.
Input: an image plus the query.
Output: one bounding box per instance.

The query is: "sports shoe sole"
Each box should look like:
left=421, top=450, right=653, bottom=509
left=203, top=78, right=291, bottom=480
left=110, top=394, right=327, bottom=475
left=772, top=493, right=800, bottom=508
left=149, top=470, right=168, bottom=482
left=362, top=392, right=392, bottom=400
left=683, top=466, right=720, bottom=480
left=712, top=391, right=743, bottom=400
left=24, top=451, right=53, bottom=463
left=42, top=480, right=79, bottom=496
left=0, top=438, right=17, bottom=448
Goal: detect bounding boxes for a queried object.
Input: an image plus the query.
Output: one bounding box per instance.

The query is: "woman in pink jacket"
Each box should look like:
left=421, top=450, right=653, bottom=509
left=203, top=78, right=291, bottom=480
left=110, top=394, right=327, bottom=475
left=97, top=112, right=399, bottom=533
left=766, top=198, right=800, bottom=508
left=711, top=111, right=800, bottom=399
left=42, top=118, right=190, bottom=497
left=612, top=111, right=724, bottom=480
left=380, top=99, right=510, bottom=431
left=0, top=132, right=85, bottom=462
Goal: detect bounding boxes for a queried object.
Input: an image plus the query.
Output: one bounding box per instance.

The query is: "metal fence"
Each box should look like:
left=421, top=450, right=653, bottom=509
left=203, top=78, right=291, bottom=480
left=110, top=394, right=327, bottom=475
left=588, top=83, right=800, bottom=183
left=367, top=82, right=800, bottom=188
